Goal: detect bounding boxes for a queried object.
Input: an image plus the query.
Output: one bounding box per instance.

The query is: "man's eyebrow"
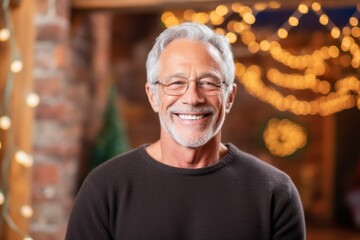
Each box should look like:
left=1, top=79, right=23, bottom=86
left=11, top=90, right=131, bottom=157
left=165, top=71, right=221, bottom=79
left=166, top=72, right=188, bottom=79
left=198, top=72, right=222, bottom=79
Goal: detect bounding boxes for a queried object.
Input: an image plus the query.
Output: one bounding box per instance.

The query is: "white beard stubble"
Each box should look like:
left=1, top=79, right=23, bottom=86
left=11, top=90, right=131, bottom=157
left=158, top=104, right=226, bottom=148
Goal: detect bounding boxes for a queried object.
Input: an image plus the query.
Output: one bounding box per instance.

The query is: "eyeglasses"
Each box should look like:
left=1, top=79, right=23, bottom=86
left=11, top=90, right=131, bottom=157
left=154, top=76, right=227, bottom=96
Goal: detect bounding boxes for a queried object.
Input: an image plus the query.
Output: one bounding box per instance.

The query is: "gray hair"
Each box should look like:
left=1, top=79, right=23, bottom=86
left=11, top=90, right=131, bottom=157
left=146, top=22, right=235, bottom=94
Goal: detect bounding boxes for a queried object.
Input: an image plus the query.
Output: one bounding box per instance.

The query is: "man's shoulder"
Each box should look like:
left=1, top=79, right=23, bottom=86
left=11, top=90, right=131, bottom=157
left=101, top=145, right=145, bottom=166
left=227, top=143, right=292, bottom=185
left=87, top=145, right=146, bottom=181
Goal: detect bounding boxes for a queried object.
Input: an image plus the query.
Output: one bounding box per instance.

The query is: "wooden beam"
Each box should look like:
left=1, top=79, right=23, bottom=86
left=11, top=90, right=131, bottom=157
left=72, top=0, right=360, bottom=11
left=0, top=0, right=35, bottom=239
left=72, top=0, right=224, bottom=11
left=72, top=0, right=219, bottom=9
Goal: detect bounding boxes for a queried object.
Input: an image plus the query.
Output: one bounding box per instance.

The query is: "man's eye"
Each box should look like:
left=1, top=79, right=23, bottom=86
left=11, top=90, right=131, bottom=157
left=166, top=81, right=185, bottom=88
left=202, top=81, right=216, bottom=86
left=200, top=78, right=221, bottom=87
left=169, top=81, right=186, bottom=85
left=167, top=78, right=187, bottom=86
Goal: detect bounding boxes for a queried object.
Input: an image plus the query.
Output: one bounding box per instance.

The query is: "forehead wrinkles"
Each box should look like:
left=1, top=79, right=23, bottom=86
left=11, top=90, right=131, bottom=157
left=159, top=40, right=223, bottom=78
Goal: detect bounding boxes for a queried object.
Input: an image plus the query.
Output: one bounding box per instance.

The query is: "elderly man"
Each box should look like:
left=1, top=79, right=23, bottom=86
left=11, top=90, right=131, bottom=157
left=66, top=22, right=305, bottom=240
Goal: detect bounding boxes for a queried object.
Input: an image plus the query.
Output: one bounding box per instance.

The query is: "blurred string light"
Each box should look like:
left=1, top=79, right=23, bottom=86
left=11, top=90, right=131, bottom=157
left=236, top=63, right=359, bottom=116
left=0, top=0, right=36, bottom=239
left=263, top=118, right=307, bottom=157
left=160, top=1, right=360, bottom=116
left=267, top=68, right=331, bottom=94
left=311, top=2, right=360, bottom=68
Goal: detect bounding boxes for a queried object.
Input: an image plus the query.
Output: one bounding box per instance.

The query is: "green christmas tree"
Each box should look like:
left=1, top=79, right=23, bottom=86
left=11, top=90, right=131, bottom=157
left=91, top=85, right=129, bottom=169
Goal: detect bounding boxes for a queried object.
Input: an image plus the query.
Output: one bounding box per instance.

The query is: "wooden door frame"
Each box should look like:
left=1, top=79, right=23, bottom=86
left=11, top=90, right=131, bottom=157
left=0, top=0, right=35, bottom=239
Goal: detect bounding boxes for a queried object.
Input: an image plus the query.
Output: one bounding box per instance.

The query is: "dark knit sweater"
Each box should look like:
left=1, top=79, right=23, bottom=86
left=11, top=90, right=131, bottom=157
left=65, top=143, right=305, bottom=240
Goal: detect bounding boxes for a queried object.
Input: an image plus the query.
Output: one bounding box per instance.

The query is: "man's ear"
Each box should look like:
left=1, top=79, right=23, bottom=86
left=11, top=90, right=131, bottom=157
left=145, top=82, right=159, bottom=113
left=225, top=83, right=237, bottom=114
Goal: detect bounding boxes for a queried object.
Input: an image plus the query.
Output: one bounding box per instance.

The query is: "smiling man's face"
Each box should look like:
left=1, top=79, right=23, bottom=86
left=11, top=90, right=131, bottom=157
left=146, top=39, right=236, bottom=148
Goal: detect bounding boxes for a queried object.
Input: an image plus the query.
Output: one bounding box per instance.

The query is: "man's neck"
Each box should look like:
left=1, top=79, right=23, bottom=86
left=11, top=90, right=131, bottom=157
left=146, top=134, right=228, bottom=169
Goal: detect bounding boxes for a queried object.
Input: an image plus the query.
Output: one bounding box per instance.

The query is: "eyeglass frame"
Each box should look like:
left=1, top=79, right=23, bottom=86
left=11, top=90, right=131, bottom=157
left=153, top=76, right=228, bottom=96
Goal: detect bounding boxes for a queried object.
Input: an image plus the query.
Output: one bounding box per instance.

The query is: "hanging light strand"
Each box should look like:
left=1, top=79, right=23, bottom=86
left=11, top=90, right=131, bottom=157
left=236, top=63, right=359, bottom=116
left=0, top=0, right=34, bottom=239
left=312, top=2, right=360, bottom=68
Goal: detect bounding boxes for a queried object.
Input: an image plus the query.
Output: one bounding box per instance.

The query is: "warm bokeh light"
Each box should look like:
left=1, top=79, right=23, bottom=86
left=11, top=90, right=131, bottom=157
left=214, top=28, right=225, bottom=35
left=263, top=118, right=307, bottom=157
left=26, top=93, right=40, bottom=107
left=288, top=16, right=299, bottom=26
left=341, top=36, right=352, bottom=51
left=0, top=28, right=10, bottom=41
left=233, top=21, right=249, bottom=33
left=10, top=59, right=23, bottom=73
left=243, top=12, right=256, bottom=25
left=311, top=2, right=322, bottom=12
left=268, top=1, right=281, bottom=9
left=328, top=45, right=339, bottom=57
left=343, top=26, right=351, bottom=36
left=161, top=11, right=179, bottom=28
left=231, top=3, right=243, bottom=13
left=183, top=9, right=195, bottom=21
left=20, top=205, right=33, bottom=218
left=209, top=11, right=224, bottom=25
left=15, top=150, right=34, bottom=168
left=238, top=6, right=252, bottom=17
left=215, top=4, right=228, bottom=17
left=259, top=40, right=271, bottom=51
left=253, top=2, right=267, bottom=12
left=248, top=41, right=260, bottom=53
left=298, top=3, right=309, bottom=14
left=349, top=17, right=359, bottom=27
left=351, top=58, right=360, bottom=68
left=0, top=192, right=4, bottom=205
left=241, top=30, right=256, bottom=44
left=225, top=32, right=237, bottom=43
left=277, top=28, right=288, bottom=39
left=191, top=12, right=209, bottom=24
left=235, top=62, right=246, bottom=77
left=331, top=27, right=341, bottom=39
left=351, top=27, right=360, bottom=37
left=0, top=116, right=11, bottom=130
left=319, top=14, right=329, bottom=25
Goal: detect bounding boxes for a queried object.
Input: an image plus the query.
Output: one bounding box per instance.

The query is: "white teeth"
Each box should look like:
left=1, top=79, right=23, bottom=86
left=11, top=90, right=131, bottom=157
left=178, top=114, right=205, bottom=120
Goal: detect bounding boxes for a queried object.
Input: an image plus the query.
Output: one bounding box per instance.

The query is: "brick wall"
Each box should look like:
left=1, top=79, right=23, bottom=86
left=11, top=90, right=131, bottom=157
left=31, top=0, right=87, bottom=239
left=31, top=0, right=114, bottom=238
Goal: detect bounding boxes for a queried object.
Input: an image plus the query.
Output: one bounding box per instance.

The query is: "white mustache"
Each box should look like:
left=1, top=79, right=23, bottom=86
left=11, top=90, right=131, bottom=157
left=167, top=105, right=215, bottom=114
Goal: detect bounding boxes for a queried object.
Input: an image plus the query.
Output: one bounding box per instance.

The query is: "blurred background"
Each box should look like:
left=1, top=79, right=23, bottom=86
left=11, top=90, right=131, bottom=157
left=1, top=0, right=360, bottom=239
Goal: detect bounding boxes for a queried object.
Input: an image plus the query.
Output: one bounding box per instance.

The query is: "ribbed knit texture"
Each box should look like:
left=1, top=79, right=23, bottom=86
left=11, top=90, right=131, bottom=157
left=66, top=143, right=305, bottom=240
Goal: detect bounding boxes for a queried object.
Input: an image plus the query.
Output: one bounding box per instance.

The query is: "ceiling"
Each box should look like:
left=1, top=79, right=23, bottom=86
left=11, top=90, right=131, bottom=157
left=71, top=0, right=360, bottom=11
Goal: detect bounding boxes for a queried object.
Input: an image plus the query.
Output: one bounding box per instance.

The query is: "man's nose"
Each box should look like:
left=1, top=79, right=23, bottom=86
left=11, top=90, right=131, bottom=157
left=181, top=80, right=206, bottom=105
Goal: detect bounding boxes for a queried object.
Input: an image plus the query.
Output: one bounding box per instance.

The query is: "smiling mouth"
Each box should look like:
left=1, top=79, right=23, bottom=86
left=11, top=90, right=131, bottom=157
left=176, top=114, right=210, bottom=120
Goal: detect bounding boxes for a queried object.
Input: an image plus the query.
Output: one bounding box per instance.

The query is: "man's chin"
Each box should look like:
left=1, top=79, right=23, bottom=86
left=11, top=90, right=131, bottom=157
left=177, top=141, right=207, bottom=149
left=172, top=133, right=212, bottom=149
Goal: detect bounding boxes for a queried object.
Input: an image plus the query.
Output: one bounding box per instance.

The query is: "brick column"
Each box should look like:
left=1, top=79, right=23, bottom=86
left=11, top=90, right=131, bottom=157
left=31, top=0, right=87, bottom=239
